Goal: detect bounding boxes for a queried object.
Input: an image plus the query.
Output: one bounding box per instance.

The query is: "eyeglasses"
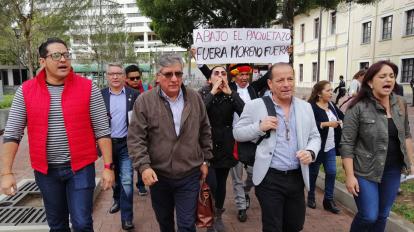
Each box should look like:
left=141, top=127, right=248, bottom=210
left=107, top=72, right=124, bottom=77
left=128, top=76, right=141, bottom=81
left=45, top=52, right=71, bottom=61
left=160, top=71, right=183, bottom=79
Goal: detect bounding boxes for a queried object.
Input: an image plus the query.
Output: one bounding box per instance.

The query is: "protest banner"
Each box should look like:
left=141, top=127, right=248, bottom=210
left=193, top=28, right=291, bottom=64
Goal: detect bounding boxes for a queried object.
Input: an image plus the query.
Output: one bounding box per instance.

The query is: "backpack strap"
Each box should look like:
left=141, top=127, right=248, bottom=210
left=256, top=96, right=276, bottom=145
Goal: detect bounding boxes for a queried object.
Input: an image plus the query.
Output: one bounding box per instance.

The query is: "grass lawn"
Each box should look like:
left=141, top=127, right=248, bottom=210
left=327, top=158, right=414, bottom=223
left=0, top=95, right=14, bottom=109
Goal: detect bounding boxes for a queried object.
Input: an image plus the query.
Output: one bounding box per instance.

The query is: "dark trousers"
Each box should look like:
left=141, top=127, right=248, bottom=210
left=308, top=148, right=337, bottom=201
left=350, top=164, right=401, bottom=232
left=34, top=163, right=95, bottom=232
left=255, top=168, right=305, bottom=232
left=206, top=167, right=230, bottom=209
left=111, top=140, right=133, bottom=221
left=335, top=88, right=346, bottom=105
left=150, top=171, right=200, bottom=232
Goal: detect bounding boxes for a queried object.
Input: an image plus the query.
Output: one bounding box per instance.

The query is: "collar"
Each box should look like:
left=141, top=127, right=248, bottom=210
left=109, top=86, right=125, bottom=95
left=159, top=85, right=185, bottom=102
left=235, top=83, right=249, bottom=90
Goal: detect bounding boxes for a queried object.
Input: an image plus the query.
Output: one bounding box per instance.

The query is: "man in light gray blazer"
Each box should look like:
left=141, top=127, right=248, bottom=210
left=233, top=63, right=321, bottom=232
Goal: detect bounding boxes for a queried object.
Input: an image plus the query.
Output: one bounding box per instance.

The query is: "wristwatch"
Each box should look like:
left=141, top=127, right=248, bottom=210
left=104, top=163, right=115, bottom=170
left=202, top=161, right=210, bottom=167
left=307, top=150, right=316, bottom=161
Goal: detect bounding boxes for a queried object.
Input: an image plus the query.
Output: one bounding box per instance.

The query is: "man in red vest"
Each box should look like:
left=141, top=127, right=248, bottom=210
left=0, top=37, right=114, bottom=232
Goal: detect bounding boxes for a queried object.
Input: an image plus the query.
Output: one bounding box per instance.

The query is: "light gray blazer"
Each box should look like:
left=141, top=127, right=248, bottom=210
left=233, top=97, right=321, bottom=190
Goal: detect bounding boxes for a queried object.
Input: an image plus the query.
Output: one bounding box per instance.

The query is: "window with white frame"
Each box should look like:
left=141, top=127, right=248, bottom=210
left=312, top=62, right=318, bottom=82
left=362, top=21, right=371, bottom=44
left=381, top=15, right=392, bottom=40
left=406, top=9, right=414, bottom=36
left=314, top=18, right=319, bottom=39
left=328, top=61, right=334, bottom=82
left=330, top=12, right=336, bottom=35
left=360, top=62, right=369, bottom=70
left=299, top=64, right=303, bottom=82
left=402, top=58, right=414, bottom=83
left=300, top=24, right=305, bottom=43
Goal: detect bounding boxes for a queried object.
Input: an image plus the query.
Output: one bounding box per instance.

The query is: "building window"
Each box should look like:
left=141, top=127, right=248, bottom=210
left=1, top=70, right=8, bottom=86
left=126, top=13, right=141, bottom=17
left=12, top=69, right=22, bottom=85
left=300, top=24, right=305, bottom=43
left=314, top=18, right=320, bottom=39
left=330, top=12, right=336, bottom=35
left=299, top=64, right=303, bottom=82
left=402, top=58, right=414, bottom=83
left=406, top=9, right=414, bottom=36
left=360, top=62, right=369, bottom=70
left=362, top=21, right=371, bottom=44
left=328, top=61, right=334, bottom=82
left=381, top=15, right=392, bottom=40
left=312, top=62, right=318, bottom=82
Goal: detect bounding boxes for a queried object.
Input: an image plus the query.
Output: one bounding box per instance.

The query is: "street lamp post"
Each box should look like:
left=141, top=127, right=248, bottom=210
left=13, top=26, right=23, bottom=85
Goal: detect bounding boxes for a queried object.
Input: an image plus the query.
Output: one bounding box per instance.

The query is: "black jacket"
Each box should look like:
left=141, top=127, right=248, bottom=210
left=310, top=102, right=344, bottom=155
left=198, top=85, right=244, bottom=168
left=101, top=86, right=140, bottom=129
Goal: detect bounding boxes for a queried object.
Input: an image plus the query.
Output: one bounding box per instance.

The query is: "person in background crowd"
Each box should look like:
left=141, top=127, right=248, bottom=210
left=339, top=69, right=366, bottom=112
left=124, top=64, right=150, bottom=196
left=334, top=75, right=346, bottom=105
left=410, top=78, right=414, bottom=106
left=307, top=80, right=344, bottom=214
left=127, top=54, right=212, bottom=232
left=341, top=60, right=414, bottom=232
left=102, top=63, right=139, bottom=230
left=199, top=66, right=245, bottom=231
left=1, top=37, right=114, bottom=231
left=233, top=63, right=321, bottom=232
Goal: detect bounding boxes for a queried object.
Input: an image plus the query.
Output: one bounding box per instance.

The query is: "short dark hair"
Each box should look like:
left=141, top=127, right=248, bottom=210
left=125, top=64, right=141, bottom=76
left=38, top=38, right=68, bottom=58
left=339, top=75, right=344, bottom=79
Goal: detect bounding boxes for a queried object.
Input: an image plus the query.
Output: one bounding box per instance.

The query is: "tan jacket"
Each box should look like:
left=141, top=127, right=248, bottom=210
left=127, top=86, right=213, bottom=179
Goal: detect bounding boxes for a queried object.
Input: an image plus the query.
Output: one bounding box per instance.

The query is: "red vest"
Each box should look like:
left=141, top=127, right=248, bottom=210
left=22, top=69, right=98, bottom=174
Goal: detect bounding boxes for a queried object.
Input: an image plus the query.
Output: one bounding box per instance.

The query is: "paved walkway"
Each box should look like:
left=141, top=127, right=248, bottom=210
left=5, top=102, right=414, bottom=231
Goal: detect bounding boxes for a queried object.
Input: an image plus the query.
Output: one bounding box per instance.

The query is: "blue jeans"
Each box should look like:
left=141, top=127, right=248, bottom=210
left=34, top=163, right=95, bottom=232
left=350, top=165, right=402, bottom=232
left=308, top=148, right=337, bottom=201
left=112, top=140, right=134, bottom=221
left=150, top=171, right=200, bottom=232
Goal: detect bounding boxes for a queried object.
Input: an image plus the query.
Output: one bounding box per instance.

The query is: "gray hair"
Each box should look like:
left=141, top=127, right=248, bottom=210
left=106, top=62, right=125, bottom=74
left=156, top=54, right=183, bottom=73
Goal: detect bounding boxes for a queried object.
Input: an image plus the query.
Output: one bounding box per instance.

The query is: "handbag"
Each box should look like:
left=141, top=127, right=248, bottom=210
left=237, top=96, right=276, bottom=166
left=195, top=181, right=214, bottom=228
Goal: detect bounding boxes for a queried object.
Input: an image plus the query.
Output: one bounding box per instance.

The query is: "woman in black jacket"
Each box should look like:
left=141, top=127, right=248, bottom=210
left=198, top=66, right=244, bottom=232
left=307, top=80, right=344, bottom=214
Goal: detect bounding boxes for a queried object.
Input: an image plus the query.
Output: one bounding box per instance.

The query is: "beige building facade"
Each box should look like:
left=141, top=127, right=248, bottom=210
left=294, top=0, right=414, bottom=92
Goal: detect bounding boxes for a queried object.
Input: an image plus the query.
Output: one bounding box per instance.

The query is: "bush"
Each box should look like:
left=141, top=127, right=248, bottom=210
left=0, top=95, right=14, bottom=109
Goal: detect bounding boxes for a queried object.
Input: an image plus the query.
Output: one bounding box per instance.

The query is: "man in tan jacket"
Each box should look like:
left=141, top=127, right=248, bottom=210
left=127, top=53, right=212, bottom=232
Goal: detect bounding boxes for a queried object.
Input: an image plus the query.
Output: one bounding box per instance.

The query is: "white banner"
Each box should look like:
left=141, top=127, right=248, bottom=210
left=193, top=28, right=291, bottom=64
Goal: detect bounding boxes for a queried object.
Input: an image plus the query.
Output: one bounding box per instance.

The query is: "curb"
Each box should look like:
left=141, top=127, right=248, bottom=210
left=316, top=173, right=414, bottom=232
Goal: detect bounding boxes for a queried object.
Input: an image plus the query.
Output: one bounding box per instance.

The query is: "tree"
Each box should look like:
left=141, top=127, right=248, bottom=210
left=0, top=0, right=90, bottom=78
left=136, top=0, right=278, bottom=48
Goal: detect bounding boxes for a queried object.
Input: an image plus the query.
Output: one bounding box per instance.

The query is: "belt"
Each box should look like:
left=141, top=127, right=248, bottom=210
left=112, top=137, right=127, bottom=143
left=269, top=168, right=301, bottom=175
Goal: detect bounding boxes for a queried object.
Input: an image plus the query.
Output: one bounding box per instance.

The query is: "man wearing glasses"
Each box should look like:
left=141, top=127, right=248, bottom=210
left=124, top=64, right=151, bottom=196
left=128, top=54, right=212, bottom=232
left=101, top=63, right=139, bottom=230
left=0, top=37, right=114, bottom=231
left=233, top=63, right=321, bottom=232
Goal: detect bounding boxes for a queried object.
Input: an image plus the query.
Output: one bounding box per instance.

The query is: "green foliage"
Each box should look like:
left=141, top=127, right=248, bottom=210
left=137, top=0, right=278, bottom=48
left=0, top=95, right=14, bottom=109
left=0, top=0, right=90, bottom=77
left=392, top=203, right=414, bottom=223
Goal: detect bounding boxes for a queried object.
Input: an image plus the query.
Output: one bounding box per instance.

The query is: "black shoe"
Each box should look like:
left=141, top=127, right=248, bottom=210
left=237, top=209, right=247, bottom=222
left=245, top=194, right=250, bottom=209
left=323, top=199, right=340, bottom=214
left=307, top=198, right=316, bottom=209
left=109, top=201, right=120, bottom=214
left=122, top=220, right=135, bottom=231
